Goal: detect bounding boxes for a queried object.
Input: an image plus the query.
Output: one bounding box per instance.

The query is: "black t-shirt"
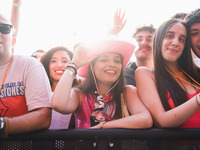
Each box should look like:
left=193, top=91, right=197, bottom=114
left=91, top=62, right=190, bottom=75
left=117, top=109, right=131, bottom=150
left=124, top=62, right=137, bottom=86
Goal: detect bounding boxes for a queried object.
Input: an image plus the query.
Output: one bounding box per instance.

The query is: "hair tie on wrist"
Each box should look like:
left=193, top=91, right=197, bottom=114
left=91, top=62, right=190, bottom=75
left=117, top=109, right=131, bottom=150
left=68, top=62, right=78, bottom=69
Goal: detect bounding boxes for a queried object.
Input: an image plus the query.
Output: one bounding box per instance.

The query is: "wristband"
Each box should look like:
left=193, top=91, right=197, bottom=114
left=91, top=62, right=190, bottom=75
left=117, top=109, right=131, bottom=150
left=13, top=2, right=21, bottom=8
left=66, top=66, right=77, bottom=75
left=65, top=69, right=75, bottom=76
left=0, top=117, right=5, bottom=129
left=0, top=117, right=7, bottom=138
left=2, top=118, right=9, bottom=138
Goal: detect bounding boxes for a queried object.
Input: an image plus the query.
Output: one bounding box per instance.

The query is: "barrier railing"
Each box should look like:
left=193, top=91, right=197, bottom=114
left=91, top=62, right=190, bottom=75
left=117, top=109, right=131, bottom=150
left=1, top=128, right=200, bottom=150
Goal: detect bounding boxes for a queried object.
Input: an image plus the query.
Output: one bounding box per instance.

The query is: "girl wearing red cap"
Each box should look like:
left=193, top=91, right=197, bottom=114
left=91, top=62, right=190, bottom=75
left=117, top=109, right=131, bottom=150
left=52, top=39, right=152, bottom=129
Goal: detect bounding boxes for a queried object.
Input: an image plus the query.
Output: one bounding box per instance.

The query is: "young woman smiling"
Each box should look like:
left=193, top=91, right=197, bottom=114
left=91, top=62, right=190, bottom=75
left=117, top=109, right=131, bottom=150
left=51, top=39, right=153, bottom=129
left=41, top=46, right=73, bottom=129
left=136, top=19, right=200, bottom=128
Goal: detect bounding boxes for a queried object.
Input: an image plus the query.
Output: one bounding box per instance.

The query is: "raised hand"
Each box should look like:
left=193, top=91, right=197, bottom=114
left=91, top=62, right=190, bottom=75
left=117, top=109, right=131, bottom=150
left=72, top=44, right=95, bottom=68
left=109, top=9, right=127, bottom=35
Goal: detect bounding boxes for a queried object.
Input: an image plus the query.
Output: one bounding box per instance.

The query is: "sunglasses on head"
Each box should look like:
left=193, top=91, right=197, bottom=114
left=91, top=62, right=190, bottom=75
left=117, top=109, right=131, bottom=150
left=0, top=24, right=13, bottom=34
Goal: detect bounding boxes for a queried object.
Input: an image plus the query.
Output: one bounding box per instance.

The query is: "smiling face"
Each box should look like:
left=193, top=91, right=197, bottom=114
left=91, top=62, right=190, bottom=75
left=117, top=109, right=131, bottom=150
left=190, top=23, right=200, bottom=58
left=161, top=22, right=187, bottom=64
left=49, top=50, right=71, bottom=83
left=134, top=30, right=153, bottom=62
left=0, top=14, right=15, bottom=65
left=93, top=52, right=122, bottom=86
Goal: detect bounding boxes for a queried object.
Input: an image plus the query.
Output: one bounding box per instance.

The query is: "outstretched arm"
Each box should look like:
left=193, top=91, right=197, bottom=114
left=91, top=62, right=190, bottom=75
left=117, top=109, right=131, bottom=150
left=11, top=0, right=21, bottom=37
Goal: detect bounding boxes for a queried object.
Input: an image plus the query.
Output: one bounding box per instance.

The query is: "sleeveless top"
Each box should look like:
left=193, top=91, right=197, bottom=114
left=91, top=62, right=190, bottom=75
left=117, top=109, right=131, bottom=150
left=75, top=93, right=116, bottom=129
left=168, top=89, right=200, bottom=128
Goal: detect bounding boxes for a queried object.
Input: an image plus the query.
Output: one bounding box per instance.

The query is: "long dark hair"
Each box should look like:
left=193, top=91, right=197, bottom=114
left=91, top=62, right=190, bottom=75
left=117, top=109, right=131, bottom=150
left=185, top=9, right=200, bottom=30
left=153, top=19, right=200, bottom=110
left=41, top=46, right=73, bottom=87
left=184, top=9, right=200, bottom=56
left=81, top=54, right=125, bottom=119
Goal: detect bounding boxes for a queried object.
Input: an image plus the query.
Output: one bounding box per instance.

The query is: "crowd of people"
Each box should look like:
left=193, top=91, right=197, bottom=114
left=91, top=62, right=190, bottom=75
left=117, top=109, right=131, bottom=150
left=0, top=0, right=200, bottom=139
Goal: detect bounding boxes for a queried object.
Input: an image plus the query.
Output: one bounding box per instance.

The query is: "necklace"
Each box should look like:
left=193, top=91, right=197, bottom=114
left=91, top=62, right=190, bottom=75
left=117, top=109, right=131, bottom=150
left=0, top=58, right=12, bottom=93
left=168, top=67, right=200, bottom=90
left=89, top=63, right=119, bottom=110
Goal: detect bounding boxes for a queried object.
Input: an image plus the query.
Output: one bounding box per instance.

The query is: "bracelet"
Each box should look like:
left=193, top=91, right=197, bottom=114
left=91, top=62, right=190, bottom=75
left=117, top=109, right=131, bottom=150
left=68, top=62, right=78, bottom=69
left=196, top=94, right=200, bottom=108
left=0, top=117, right=8, bottom=138
left=66, top=66, right=77, bottom=75
left=2, top=118, right=9, bottom=138
left=100, top=121, right=106, bottom=129
left=0, top=118, right=5, bottom=136
left=13, top=2, right=21, bottom=8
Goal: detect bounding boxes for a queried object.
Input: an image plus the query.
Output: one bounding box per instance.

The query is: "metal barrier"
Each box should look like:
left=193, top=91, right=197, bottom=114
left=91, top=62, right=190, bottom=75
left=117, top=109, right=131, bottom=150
left=1, top=128, right=200, bottom=150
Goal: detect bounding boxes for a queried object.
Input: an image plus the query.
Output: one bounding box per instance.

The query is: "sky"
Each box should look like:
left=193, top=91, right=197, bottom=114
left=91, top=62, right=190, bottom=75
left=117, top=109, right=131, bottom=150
left=0, top=0, right=200, bottom=57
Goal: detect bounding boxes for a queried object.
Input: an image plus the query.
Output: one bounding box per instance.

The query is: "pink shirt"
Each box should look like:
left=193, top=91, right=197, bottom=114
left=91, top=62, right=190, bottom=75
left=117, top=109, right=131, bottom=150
left=75, top=93, right=115, bottom=129
left=0, top=55, right=51, bottom=117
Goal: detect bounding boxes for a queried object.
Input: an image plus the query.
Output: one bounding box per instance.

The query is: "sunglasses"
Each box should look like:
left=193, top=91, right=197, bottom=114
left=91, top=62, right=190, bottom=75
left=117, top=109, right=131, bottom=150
left=0, top=24, right=13, bottom=34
